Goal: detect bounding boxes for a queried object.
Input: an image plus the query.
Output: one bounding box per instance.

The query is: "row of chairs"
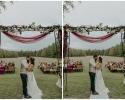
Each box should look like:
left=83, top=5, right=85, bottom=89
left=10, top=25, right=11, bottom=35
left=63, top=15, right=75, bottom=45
left=105, top=61, right=125, bottom=72
left=0, top=61, right=15, bottom=74
left=38, top=62, right=59, bottom=74
left=63, top=61, right=83, bottom=73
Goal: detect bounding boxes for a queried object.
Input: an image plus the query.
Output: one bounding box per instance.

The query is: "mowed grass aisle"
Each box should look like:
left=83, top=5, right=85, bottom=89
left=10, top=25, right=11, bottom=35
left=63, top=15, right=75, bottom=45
left=64, top=56, right=125, bottom=99
left=0, top=57, right=61, bottom=99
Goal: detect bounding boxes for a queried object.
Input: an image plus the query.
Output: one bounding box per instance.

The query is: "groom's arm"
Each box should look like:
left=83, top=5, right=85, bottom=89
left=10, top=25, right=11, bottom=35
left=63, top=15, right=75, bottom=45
left=89, top=59, right=96, bottom=67
left=23, top=61, right=29, bottom=71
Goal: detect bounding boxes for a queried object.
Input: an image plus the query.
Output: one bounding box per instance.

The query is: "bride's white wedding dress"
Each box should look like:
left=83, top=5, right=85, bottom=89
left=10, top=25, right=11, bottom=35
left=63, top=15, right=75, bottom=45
left=27, top=72, right=43, bottom=99
left=90, top=69, right=109, bottom=99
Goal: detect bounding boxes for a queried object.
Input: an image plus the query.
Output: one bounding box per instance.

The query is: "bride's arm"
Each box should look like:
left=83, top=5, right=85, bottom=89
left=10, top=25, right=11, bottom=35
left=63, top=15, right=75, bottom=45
left=96, top=62, right=102, bottom=69
left=26, top=64, right=33, bottom=72
left=29, top=64, right=33, bottom=71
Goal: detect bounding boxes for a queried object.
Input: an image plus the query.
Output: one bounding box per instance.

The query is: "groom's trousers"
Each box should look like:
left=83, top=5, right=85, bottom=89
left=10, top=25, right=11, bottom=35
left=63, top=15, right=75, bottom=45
left=89, top=72, right=96, bottom=93
left=20, top=73, right=28, bottom=96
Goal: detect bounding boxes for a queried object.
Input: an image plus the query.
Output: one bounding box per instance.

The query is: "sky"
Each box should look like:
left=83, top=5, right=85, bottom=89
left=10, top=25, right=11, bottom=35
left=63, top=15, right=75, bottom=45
left=64, top=1, right=125, bottom=50
left=1, top=1, right=125, bottom=51
left=0, top=1, right=61, bottom=51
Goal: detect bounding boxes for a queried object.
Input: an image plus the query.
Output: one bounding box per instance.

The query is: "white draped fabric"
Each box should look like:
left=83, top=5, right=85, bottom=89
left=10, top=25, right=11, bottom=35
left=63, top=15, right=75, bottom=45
left=56, top=78, right=62, bottom=88
left=123, top=78, right=125, bottom=84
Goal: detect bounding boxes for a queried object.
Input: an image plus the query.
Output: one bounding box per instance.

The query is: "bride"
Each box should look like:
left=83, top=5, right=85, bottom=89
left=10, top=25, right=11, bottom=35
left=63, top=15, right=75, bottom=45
left=26, top=57, right=43, bottom=99
left=90, top=56, right=109, bottom=99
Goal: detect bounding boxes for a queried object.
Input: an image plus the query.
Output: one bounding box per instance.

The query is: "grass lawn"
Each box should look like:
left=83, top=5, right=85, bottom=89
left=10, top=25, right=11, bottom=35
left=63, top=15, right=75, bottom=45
left=0, top=67, right=61, bottom=99
left=63, top=56, right=125, bottom=99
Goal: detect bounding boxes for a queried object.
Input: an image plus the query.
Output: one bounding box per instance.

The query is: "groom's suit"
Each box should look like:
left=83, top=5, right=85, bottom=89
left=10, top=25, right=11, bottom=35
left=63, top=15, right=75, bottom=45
left=89, top=58, right=96, bottom=93
left=20, top=59, right=28, bottom=97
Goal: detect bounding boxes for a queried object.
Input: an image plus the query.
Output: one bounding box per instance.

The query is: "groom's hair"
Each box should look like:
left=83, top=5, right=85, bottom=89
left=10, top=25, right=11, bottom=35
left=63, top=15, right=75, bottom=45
left=93, top=54, right=98, bottom=58
left=26, top=55, right=31, bottom=64
left=93, top=54, right=98, bottom=62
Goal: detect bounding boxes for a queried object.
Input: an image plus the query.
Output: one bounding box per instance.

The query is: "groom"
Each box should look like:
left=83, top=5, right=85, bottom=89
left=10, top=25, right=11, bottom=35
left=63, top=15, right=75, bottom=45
left=89, top=54, right=99, bottom=95
left=20, top=55, right=32, bottom=99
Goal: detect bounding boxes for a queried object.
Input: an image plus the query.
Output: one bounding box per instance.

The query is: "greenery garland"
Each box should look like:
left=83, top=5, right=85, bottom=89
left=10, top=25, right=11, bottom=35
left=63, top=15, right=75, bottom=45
left=1, top=23, right=125, bottom=35
left=64, top=24, right=125, bottom=34
left=0, top=24, right=61, bottom=34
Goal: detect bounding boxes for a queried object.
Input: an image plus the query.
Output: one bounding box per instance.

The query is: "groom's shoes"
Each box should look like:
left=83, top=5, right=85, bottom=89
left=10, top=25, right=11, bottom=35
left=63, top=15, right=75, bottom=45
left=92, top=91, right=99, bottom=95
left=24, top=95, right=32, bottom=99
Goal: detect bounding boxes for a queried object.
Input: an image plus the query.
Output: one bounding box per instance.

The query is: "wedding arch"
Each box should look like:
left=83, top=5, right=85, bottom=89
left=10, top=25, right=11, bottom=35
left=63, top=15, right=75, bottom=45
left=1, top=24, right=125, bottom=91
left=63, top=24, right=125, bottom=91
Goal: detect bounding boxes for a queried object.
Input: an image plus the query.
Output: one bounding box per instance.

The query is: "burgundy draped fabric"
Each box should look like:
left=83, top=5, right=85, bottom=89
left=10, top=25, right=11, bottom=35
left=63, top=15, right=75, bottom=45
left=2, top=31, right=49, bottom=43
left=72, top=32, right=115, bottom=43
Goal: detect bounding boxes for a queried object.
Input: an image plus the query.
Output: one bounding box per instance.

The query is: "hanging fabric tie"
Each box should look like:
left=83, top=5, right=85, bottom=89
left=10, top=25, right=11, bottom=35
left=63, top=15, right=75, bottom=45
left=57, top=29, right=62, bottom=58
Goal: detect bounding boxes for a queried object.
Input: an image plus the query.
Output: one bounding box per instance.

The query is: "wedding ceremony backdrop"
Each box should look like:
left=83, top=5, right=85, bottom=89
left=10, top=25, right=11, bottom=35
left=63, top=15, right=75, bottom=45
left=0, top=1, right=63, bottom=98
left=0, top=24, right=62, bottom=99
left=63, top=24, right=125, bottom=98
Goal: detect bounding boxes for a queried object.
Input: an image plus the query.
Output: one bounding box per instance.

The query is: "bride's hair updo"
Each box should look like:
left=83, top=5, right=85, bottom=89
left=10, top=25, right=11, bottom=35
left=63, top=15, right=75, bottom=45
left=98, top=56, right=102, bottom=63
left=30, top=57, right=35, bottom=65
